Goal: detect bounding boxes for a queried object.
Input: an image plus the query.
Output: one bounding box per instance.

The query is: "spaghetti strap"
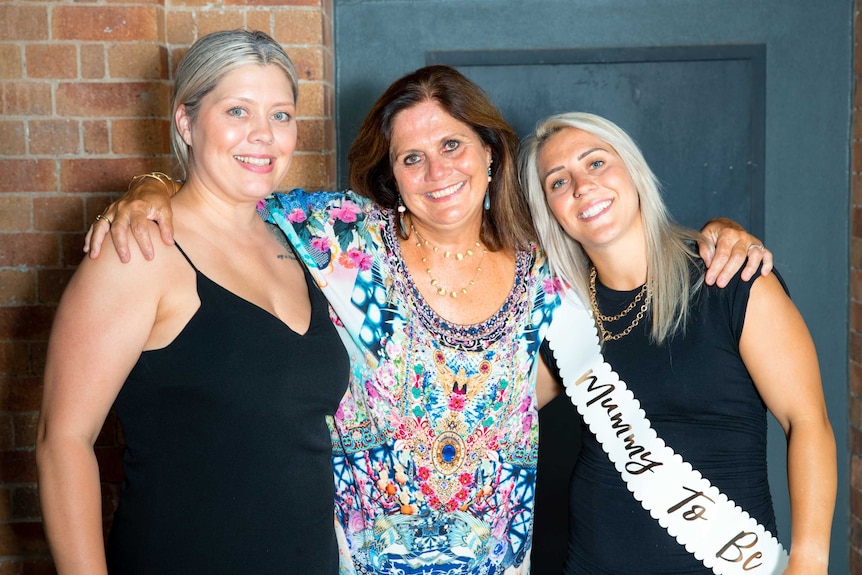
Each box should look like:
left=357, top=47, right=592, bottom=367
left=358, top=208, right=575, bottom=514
left=172, top=241, right=200, bottom=273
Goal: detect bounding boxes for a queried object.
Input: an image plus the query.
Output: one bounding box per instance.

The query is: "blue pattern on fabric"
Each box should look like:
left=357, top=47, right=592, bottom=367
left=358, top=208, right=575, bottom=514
left=265, top=190, right=561, bottom=574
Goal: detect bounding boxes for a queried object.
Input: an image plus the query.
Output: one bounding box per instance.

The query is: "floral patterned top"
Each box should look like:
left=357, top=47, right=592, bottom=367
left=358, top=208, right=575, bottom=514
left=263, top=190, right=561, bottom=575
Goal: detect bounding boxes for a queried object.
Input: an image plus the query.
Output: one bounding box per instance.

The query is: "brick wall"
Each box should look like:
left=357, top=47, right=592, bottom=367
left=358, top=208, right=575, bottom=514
left=852, top=3, right=861, bottom=573
left=0, top=0, right=334, bottom=571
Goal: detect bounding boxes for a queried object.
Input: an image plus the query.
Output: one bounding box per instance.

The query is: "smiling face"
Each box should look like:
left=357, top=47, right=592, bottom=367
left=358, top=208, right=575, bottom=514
left=176, top=63, right=297, bottom=201
left=389, top=100, right=492, bottom=238
left=538, top=127, right=643, bottom=256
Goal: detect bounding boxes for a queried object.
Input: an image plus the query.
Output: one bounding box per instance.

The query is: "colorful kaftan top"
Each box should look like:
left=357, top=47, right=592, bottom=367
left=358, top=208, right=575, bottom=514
left=263, top=190, right=561, bottom=575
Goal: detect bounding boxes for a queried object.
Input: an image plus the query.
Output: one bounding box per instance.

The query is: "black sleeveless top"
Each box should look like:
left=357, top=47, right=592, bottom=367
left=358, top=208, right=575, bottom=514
left=543, top=263, right=779, bottom=574
left=106, top=242, right=349, bottom=574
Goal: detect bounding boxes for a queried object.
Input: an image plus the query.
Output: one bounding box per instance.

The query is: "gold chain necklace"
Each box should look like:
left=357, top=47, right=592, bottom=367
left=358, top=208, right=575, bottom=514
left=588, top=266, right=651, bottom=342
left=412, top=225, right=487, bottom=298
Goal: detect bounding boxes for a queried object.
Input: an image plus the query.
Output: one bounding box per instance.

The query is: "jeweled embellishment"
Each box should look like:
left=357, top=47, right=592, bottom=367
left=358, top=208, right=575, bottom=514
left=432, top=431, right=466, bottom=475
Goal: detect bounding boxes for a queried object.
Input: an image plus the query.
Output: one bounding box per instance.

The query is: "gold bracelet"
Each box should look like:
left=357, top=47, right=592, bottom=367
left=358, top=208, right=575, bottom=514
left=129, top=172, right=178, bottom=196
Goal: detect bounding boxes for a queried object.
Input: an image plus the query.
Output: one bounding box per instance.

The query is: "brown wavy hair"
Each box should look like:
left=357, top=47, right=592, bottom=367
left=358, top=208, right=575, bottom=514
left=348, top=65, right=536, bottom=251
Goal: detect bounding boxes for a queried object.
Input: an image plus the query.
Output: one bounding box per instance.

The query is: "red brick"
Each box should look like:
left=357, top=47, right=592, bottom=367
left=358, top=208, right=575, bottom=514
left=101, top=482, right=121, bottom=520
left=274, top=9, right=324, bottom=44
left=0, top=234, right=59, bottom=267
left=0, top=46, right=23, bottom=80
left=0, top=122, right=26, bottom=156
left=33, top=196, right=85, bottom=233
left=851, top=361, right=862, bottom=396
left=9, top=487, right=39, bottom=522
left=246, top=11, right=272, bottom=35
left=57, top=81, right=168, bottom=118
left=0, top=415, right=12, bottom=452
left=21, top=559, right=55, bottom=575
left=0, top=270, right=36, bottom=306
left=95, top=412, right=122, bottom=447
left=197, top=10, right=248, bottom=37
left=322, top=7, right=332, bottom=49
left=169, top=47, right=188, bottom=75
left=0, top=522, right=49, bottom=556
left=285, top=152, right=330, bottom=190
left=81, top=44, right=106, bottom=80
left=226, top=0, right=318, bottom=5
left=854, top=301, right=862, bottom=334
left=108, top=44, right=168, bottom=80
left=0, top=489, right=10, bottom=522
left=112, top=119, right=171, bottom=156
left=288, top=46, right=325, bottom=81
left=0, top=83, right=52, bottom=116
left=13, top=413, right=39, bottom=450
left=29, top=342, right=47, bottom=379
left=0, top=342, right=31, bottom=377
left=0, top=376, right=45, bottom=411
left=0, top=6, right=49, bottom=41
left=166, top=12, right=195, bottom=45
left=0, top=306, right=56, bottom=341
left=28, top=120, right=80, bottom=156
left=95, top=446, right=124, bottom=483
left=24, top=45, right=77, bottom=80
left=59, top=233, right=89, bottom=268
left=297, top=118, right=327, bottom=152
left=0, top=161, right=56, bottom=194
left=0, top=450, right=36, bottom=483
left=37, top=269, right=74, bottom=306
left=297, top=81, right=326, bottom=118
left=60, top=158, right=163, bottom=194
left=83, top=121, right=110, bottom=155
left=0, top=197, right=31, bottom=232
left=53, top=6, right=160, bottom=42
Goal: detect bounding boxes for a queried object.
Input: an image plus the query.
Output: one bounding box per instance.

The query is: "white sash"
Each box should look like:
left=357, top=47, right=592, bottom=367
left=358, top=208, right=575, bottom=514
left=544, top=293, right=789, bottom=574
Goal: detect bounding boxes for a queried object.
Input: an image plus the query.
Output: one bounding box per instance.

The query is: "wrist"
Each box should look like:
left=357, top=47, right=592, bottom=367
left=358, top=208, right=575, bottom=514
left=129, top=172, right=178, bottom=197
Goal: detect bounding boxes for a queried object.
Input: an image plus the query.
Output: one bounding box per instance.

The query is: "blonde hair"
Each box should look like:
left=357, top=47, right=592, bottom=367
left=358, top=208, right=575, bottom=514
left=520, top=112, right=703, bottom=344
left=170, top=30, right=299, bottom=179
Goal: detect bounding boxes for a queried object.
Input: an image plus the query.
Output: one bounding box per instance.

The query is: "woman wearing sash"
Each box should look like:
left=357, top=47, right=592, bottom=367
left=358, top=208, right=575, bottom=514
left=521, top=112, right=836, bottom=574
left=83, top=67, right=769, bottom=573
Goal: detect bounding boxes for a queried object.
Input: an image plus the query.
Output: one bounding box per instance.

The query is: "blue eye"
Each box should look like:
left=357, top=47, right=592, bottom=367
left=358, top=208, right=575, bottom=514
left=590, top=159, right=604, bottom=169
left=551, top=179, right=566, bottom=190
left=272, top=111, right=291, bottom=122
left=228, top=107, right=246, bottom=118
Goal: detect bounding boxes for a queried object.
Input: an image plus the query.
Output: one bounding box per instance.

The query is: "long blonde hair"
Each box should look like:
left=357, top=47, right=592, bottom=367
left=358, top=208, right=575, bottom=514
left=520, top=112, right=703, bottom=344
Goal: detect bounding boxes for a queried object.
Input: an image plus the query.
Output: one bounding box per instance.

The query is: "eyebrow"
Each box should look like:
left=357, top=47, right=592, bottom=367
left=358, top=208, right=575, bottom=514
left=541, top=146, right=606, bottom=181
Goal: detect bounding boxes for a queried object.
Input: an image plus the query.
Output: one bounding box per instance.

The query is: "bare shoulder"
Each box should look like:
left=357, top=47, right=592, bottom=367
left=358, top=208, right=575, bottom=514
left=265, top=222, right=297, bottom=261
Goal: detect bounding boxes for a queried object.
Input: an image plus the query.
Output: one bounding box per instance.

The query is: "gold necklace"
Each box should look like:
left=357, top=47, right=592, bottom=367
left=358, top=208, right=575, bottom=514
left=412, top=225, right=487, bottom=298
left=588, top=266, right=651, bottom=342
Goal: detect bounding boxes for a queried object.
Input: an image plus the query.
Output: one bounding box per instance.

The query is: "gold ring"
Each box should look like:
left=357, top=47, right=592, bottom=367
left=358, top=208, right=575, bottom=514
left=95, top=213, right=113, bottom=227
left=747, top=243, right=764, bottom=252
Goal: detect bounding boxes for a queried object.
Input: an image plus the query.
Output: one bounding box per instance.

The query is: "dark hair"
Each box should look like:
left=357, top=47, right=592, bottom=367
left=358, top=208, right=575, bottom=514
left=348, top=65, right=536, bottom=250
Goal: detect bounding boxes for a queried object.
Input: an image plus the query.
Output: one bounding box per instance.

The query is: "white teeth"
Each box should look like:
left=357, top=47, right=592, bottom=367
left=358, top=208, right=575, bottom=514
left=579, top=200, right=611, bottom=219
left=427, top=182, right=463, bottom=199
left=235, top=155, right=271, bottom=166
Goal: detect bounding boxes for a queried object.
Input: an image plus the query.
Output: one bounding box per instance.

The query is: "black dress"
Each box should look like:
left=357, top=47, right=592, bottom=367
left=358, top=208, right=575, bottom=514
left=106, top=243, right=349, bottom=574
left=544, top=264, right=780, bottom=574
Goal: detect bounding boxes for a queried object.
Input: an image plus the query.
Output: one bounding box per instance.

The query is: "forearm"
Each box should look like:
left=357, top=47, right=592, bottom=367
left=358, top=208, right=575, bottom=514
left=37, top=437, right=109, bottom=575
left=784, top=418, right=837, bottom=572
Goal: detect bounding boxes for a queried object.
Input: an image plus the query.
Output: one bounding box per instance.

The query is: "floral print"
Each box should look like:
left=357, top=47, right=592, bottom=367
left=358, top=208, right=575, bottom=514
left=264, top=190, right=559, bottom=575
